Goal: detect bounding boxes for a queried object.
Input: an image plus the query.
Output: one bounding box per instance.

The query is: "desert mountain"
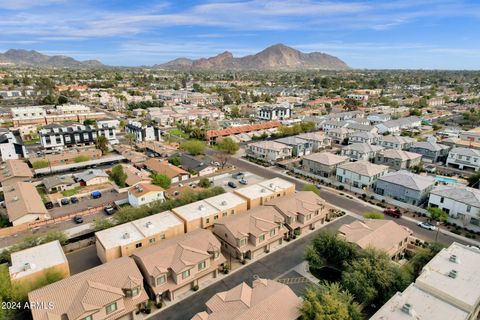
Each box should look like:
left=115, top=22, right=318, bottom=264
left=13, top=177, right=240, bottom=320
left=0, top=49, right=104, bottom=68
left=157, top=44, right=349, bottom=70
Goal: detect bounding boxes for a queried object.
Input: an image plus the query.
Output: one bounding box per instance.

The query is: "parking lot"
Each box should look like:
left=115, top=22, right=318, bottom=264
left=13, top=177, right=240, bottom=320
left=209, top=171, right=265, bottom=191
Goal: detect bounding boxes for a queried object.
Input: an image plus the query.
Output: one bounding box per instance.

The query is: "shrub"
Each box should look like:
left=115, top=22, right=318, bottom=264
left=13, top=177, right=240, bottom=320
left=198, top=178, right=211, bottom=188
left=32, top=160, right=49, bottom=169
left=294, top=229, right=302, bottom=236
left=338, top=185, right=345, bottom=190
left=364, top=212, right=385, bottom=219
left=74, top=155, right=90, bottom=163
left=192, top=285, right=199, bottom=291
left=155, top=302, right=163, bottom=309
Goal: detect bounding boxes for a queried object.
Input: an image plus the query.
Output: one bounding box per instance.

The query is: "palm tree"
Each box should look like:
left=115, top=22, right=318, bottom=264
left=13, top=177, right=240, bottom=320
left=95, top=135, right=109, bottom=155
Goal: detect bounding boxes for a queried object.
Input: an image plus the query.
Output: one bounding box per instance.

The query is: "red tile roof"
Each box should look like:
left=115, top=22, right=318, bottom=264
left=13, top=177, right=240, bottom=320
left=206, top=121, right=281, bottom=139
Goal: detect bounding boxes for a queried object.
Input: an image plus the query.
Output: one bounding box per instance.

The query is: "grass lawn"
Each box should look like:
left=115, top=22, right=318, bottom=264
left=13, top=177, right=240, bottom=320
left=62, top=186, right=83, bottom=197
left=169, top=128, right=190, bottom=139
left=36, top=186, right=49, bottom=204
left=23, top=138, right=40, bottom=145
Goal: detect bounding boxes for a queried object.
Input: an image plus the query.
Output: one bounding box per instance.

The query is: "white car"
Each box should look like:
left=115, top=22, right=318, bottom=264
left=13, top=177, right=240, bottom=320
left=417, top=222, right=437, bottom=231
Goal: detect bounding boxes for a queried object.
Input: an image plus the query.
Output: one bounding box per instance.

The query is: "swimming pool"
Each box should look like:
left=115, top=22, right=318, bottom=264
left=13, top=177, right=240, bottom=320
left=435, top=176, right=458, bottom=183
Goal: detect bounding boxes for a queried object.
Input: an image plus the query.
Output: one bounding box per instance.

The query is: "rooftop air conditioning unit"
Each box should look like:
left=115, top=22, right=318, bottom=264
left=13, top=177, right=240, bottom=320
left=401, top=303, right=412, bottom=315
left=220, top=201, right=227, bottom=206
left=448, top=270, right=458, bottom=278
left=449, top=254, right=458, bottom=263
left=123, top=232, right=130, bottom=239
left=199, top=205, right=205, bottom=211
left=145, top=221, right=153, bottom=228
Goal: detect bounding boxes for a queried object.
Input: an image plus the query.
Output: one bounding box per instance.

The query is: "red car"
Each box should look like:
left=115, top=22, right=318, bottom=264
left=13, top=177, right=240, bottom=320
left=384, top=208, right=401, bottom=218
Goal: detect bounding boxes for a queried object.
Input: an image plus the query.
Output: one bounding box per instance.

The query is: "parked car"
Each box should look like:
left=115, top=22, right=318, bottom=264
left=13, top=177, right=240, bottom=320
left=239, top=179, right=248, bottom=185
left=91, top=191, right=102, bottom=199
left=45, top=202, right=54, bottom=209
left=73, top=216, right=84, bottom=224
left=232, top=172, right=244, bottom=179
left=228, top=181, right=238, bottom=188
left=417, top=221, right=437, bottom=231
left=384, top=208, right=401, bottom=218
left=70, top=196, right=79, bottom=204
left=60, top=198, right=70, bottom=205
left=104, top=205, right=116, bottom=215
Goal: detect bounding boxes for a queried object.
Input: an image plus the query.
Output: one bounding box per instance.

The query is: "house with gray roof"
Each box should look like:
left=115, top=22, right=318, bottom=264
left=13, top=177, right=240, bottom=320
left=428, top=184, right=480, bottom=226
left=296, top=132, right=331, bottom=151
left=340, top=143, right=384, bottom=162
left=378, top=135, right=416, bottom=150
left=275, top=136, right=313, bottom=157
left=336, top=161, right=389, bottom=190
left=410, top=141, right=450, bottom=163
left=302, top=152, right=349, bottom=178
left=73, top=169, right=109, bottom=186
left=327, top=127, right=354, bottom=144
left=42, top=175, right=76, bottom=193
left=446, top=147, right=480, bottom=172
left=375, top=149, right=423, bottom=171
left=374, top=171, right=436, bottom=206
left=348, top=131, right=380, bottom=145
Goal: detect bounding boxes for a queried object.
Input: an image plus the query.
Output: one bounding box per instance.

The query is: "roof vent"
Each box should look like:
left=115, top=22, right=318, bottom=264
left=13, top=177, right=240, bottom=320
left=123, top=232, right=130, bottom=239
left=449, top=254, right=457, bottom=263
left=199, top=204, right=205, bottom=211
left=448, top=270, right=458, bottom=278
left=261, top=188, right=266, bottom=193
left=145, top=221, right=153, bottom=228
left=401, top=303, right=412, bottom=315
left=23, top=262, right=33, bottom=271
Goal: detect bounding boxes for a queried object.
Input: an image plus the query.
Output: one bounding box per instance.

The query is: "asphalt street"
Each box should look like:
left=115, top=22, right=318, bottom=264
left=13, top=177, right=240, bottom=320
left=153, top=215, right=357, bottom=320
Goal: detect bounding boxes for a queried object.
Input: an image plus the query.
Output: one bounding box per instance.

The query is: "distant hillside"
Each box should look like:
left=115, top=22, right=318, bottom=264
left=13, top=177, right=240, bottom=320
left=0, top=49, right=104, bottom=68
left=156, top=44, right=349, bottom=71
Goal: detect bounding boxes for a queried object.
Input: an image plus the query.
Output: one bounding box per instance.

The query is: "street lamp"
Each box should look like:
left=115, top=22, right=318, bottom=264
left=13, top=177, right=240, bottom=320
left=435, top=221, right=441, bottom=243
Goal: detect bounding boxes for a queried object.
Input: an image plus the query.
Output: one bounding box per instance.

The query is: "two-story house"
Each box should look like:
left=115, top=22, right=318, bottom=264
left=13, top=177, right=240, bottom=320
left=446, top=147, right=480, bottom=171
left=296, top=132, right=332, bottom=152
left=375, top=149, right=423, bottom=170
left=133, top=229, right=225, bottom=302
left=348, top=131, right=380, bottom=145
left=302, top=152, right=349, bottom=178
left=410, top=141, right=450, bottom=163
left=341, top=143, right=384, bottom=162
left=275, top=136, right=313, bottom=157
left=336, top=161, right=389, bottom=190
left=374, top=170, right=437, bottom=206
left=327, top=127, right=354, bottom=144
left=213, top=206, right=287, bottom=261
left=29, top=257, right=149, bottom=320
left=378, top=135, right=416, bottom=150
left=246, top=141, right=293, bottom=164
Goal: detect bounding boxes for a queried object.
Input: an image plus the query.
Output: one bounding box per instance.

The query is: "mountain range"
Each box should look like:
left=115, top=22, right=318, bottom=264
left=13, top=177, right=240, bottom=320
left=0, top=49, right=104, bottom=68
left=156, top=44, right=349, bottom=70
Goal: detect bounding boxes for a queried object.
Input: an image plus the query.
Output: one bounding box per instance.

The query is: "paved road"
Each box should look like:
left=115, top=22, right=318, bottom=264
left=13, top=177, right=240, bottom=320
left=153, top=215, right=357, bottom=320
left=228, top=156, right=471, bottom=246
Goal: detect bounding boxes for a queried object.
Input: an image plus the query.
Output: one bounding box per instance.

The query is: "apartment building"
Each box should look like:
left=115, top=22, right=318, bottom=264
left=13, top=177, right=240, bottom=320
left=375, top=149, right=422, bottom=170
left=9, top=240, right=69, bottom=285
left=39, top=122, right=117, bottom=150
left=132, top=229, right=226, bottom=302
left=410, top=141, right=450, bottom=163
left=234, top=178, right=295, bottom=209
left=302, top=152, right=349, bottom=178
left=125, top=120, right=162, bottom=142
left=265, top=191, right=333, bottom=236
left=374, top=170, right=436, bottom=205
left=11, top=106, right=46, bottom=119
left=54, top=104, right=90, bottom=114
left=275, top=136, right=313, bottom=157
left=246, top=140, right=293, bottom=164
left=336, top=161, right=389, bottom=189
left=428, top=184, right=480, bottom=226
left=296, top=132, right=332, bottom=151
left=213, top=206, right=287, bottom=261
left=95, top=211, right=184, bottom=263
left=446, top=147, right=480, bottom=171
left=378, top=135, right=416, bottom=150
left=192, top=278, right=301, bottom=320
left=128, top=183, right=165, bottom=207
left=28, top=257, right=149, bottom=320
left=338, top=220, right=410, bottom=260
left=0, top=130, right=27, bottom=161
left=28, top=148, right=102, bottom=167
left=340, top=143, right=384, bottom=162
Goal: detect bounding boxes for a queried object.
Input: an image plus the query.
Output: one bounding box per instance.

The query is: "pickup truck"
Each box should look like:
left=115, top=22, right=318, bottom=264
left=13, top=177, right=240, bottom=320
left=383, top=208, right=401, bottom=218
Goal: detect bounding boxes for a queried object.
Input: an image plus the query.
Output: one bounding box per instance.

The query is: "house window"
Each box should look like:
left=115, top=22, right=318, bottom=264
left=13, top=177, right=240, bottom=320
left=198, top=261, right=206, bottom=270
left=259, top=234, right=265, bottom=242
left=106, top=302, right=117, bottom=315
left=149, top=238, right=155, bottom=244
left=214, top=215, right=219, bottom=220
left=440, top=197, right=444, bottom=203
left=212, top=251, right=220, bottom=259
left=467, top=205, right=471, bottom=213
left=135, top=243, right=142, bottom=248
left=206, top=218, right=210, bottom=223
left=306, top=214, right=312, bottom=221
left=125, top=286, right=140, bottom=297
left=156, top=275, right=166, bottom=285
left=160, top=234, right=166, bottom=240
left=82, top=316, right=93, bottom=320
left=182, top=270, right=190, bottom=279
left=222, top=212, right=227, bottom=217
left=270, top=228, right=276, bottom=237
left=239, top=238, right=247, bottom=246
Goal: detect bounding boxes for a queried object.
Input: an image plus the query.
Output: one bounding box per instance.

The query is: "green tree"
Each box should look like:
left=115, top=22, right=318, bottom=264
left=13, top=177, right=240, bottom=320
left=92, top=218, right=115, bottom=231
left=95, top=135, right=109, bottom=155
left=364, top=212, right=385, bottom=219
left=168, top=156, right=182, bottom=166
left=302, top=184, right=321, bottom=196
left=180, top=140, right=206, bottom=156
left=83, top=119, right=97, bottom=126
left=305, top=231, right=359, bottom=271
left=151, top=173, right=171, bottom=189
left=57, top=95, right=68, bottom=104
left=467, top=172, right=480, bottom=188
left=198, top=178, right=211, bottom=188
left=109, top=164, right=127, bottom=188
left=217, top=137, right=239, bottom=154
left=229, top=105, right=241, bottom=118
left=341, top=248, right=412, bottom=307
left=406, top=243, right=444, bottom=277
left=125, top=132, right=136, bottom=147
left=300, top=283, right=363, bottom=320
left=427, top=207, right=448, bottom=222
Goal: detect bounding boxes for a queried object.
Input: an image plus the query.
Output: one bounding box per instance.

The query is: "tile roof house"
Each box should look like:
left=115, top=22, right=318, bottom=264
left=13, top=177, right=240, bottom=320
left=296, top=132, right=332, bottom=152
left=326, top=127, right=354, bottom=144
left=128, top=183, right=165, bottom=207
left=213, top=206, right=287, bottom=261
left=132, top=229, right=226, bottom=302
left=446, top=147, right=480, bottom=172
left=375, top=149, right=422, bottom=170
left=410, top=141, right=450, bottom=163
left=428, top=184, right=480, bottom=227
left=0, top=159, right=33, bottom=184
left=95, top=210, right=184, bottom=263
left=348, top=131, right=379, bottom=145
left=275, top=136, right=313, bottom=157
left=265, top=191, right=333, bottom=236
left=234, top=178, right=295, bottom=209
left=246, top=141, right=293, bottom=164
left=42, top=174, right=76, bottom=193
left=4, top=181, right=49, bottom=226
left=207, top=121, right=280, bottom=143
left=302, top=152, right=349, bottom=178
left=121, top=163, right=151, bottom=187
left=336, top=161, right=389, bottom=189
left=338, top=219, right=411, bottom=260
left=374, top=171, right=437, bottom=206
left=340, top=143, right=384, bottom=161
left=28, top=257, right=149, bottom=320
left=143, top=159, right=190, bottom=183
left=191, top=278, right=301, bottom=320
left=378, top=135, right=416, bottom=150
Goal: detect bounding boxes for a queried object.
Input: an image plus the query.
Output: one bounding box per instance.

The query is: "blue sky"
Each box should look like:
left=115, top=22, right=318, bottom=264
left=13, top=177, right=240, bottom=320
left=1, top=0, right=480, bottom=69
